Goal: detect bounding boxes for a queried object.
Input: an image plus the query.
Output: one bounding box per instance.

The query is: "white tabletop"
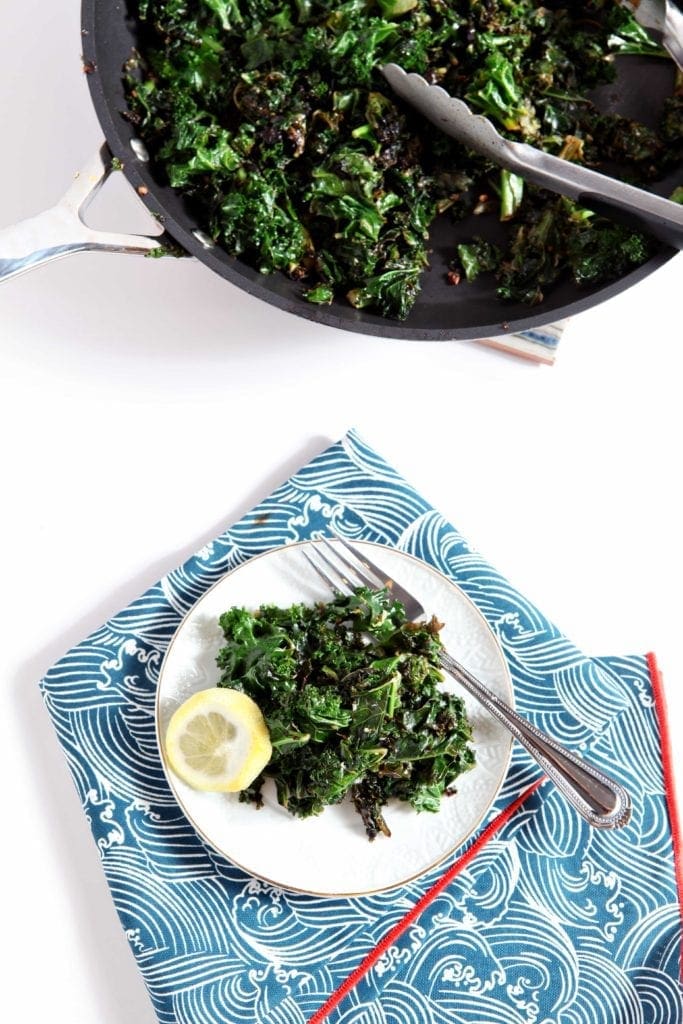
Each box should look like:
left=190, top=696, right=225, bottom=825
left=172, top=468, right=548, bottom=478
left=1, top=3, right=681, bottom=1022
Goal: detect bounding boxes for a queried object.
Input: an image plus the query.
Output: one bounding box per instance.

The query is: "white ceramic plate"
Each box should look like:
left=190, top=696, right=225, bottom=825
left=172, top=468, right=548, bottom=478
left=156, top=540, right=513, bottom=896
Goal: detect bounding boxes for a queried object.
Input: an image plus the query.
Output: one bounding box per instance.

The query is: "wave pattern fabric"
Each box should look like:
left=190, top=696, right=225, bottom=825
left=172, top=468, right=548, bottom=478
left=40, top=429, right=682, bottom=1024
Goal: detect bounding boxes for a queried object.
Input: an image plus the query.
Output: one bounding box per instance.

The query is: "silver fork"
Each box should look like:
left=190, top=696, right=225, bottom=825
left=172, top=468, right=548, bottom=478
left=302, top=536, right=632, bottom=830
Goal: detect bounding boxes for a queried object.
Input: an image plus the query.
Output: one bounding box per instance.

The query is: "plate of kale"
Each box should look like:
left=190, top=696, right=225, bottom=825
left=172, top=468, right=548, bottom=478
left=97, top=0, right=683, bottom=334
left=156, top=540, right=513, bottom=895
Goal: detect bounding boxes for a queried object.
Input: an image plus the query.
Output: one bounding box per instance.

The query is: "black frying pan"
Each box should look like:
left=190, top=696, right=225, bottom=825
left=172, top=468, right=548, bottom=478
left=6, top=0, right=682, bottom=341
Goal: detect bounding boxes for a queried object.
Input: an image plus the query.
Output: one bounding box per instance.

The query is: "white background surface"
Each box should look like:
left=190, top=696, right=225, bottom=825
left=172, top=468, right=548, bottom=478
left=1, top=3, right=681, bottom=1021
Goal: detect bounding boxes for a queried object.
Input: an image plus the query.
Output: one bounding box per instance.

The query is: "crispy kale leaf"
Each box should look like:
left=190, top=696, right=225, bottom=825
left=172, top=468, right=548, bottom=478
left=127, top=0, right=679, bottom=318
left=216, top=587, right=475, bottom=839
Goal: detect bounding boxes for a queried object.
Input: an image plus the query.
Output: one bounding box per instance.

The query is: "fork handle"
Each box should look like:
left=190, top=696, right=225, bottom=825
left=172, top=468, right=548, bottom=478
left=440, top=651, right=632, bottom=829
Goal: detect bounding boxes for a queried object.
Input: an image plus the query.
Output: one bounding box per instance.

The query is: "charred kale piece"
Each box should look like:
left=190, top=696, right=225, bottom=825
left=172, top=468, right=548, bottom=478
left=216, top=587, right=475, bottom=839
left=127, top=0, right=680, bottom=319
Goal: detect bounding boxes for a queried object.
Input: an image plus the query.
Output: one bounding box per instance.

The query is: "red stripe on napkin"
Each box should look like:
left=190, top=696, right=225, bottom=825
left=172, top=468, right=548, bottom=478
left=307, top=777, right=546, bottom=1024
left=647, top=650, right=683, bottom=977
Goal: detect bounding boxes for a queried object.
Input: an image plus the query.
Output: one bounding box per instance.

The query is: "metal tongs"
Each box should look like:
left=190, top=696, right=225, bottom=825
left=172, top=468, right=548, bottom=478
left=619, top=0, right=683, bottom=70
left=382, top=64, right=683, bottom=250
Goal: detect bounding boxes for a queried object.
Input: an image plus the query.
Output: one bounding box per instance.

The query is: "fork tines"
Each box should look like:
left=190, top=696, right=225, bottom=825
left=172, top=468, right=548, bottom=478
left=302, top=536, right=384, bottom=596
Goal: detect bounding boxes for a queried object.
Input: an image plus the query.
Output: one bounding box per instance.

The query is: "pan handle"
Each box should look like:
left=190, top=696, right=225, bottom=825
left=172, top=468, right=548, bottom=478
left=0, top=144, right=173, bottom=285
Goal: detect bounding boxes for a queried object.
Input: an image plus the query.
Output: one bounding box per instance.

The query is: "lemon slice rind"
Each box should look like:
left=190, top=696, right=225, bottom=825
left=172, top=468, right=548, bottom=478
left=165, top=688, right=272, bottom=793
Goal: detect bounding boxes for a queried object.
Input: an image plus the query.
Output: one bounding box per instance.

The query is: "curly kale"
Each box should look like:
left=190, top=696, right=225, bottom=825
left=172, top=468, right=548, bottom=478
left=126, top=0, right=680, bottom=318
left=216, top=587, right=475, bottom=839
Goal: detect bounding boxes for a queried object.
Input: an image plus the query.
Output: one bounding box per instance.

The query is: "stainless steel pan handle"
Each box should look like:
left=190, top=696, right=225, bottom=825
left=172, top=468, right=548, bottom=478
left=0, top=144, right=168, bottom=284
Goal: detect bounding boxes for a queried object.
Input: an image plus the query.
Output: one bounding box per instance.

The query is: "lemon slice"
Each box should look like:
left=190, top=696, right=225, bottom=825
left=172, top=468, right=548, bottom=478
left=165, top=688, right=272, bottom=792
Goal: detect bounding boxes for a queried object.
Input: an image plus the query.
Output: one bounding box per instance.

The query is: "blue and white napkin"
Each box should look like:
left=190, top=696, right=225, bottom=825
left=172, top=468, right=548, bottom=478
left=40, top=429, right=682, bottom=1023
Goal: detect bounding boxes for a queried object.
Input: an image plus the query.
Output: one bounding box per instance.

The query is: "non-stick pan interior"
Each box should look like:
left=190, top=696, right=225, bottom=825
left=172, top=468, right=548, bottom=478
left=82, top=0, right=678, bottom=340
